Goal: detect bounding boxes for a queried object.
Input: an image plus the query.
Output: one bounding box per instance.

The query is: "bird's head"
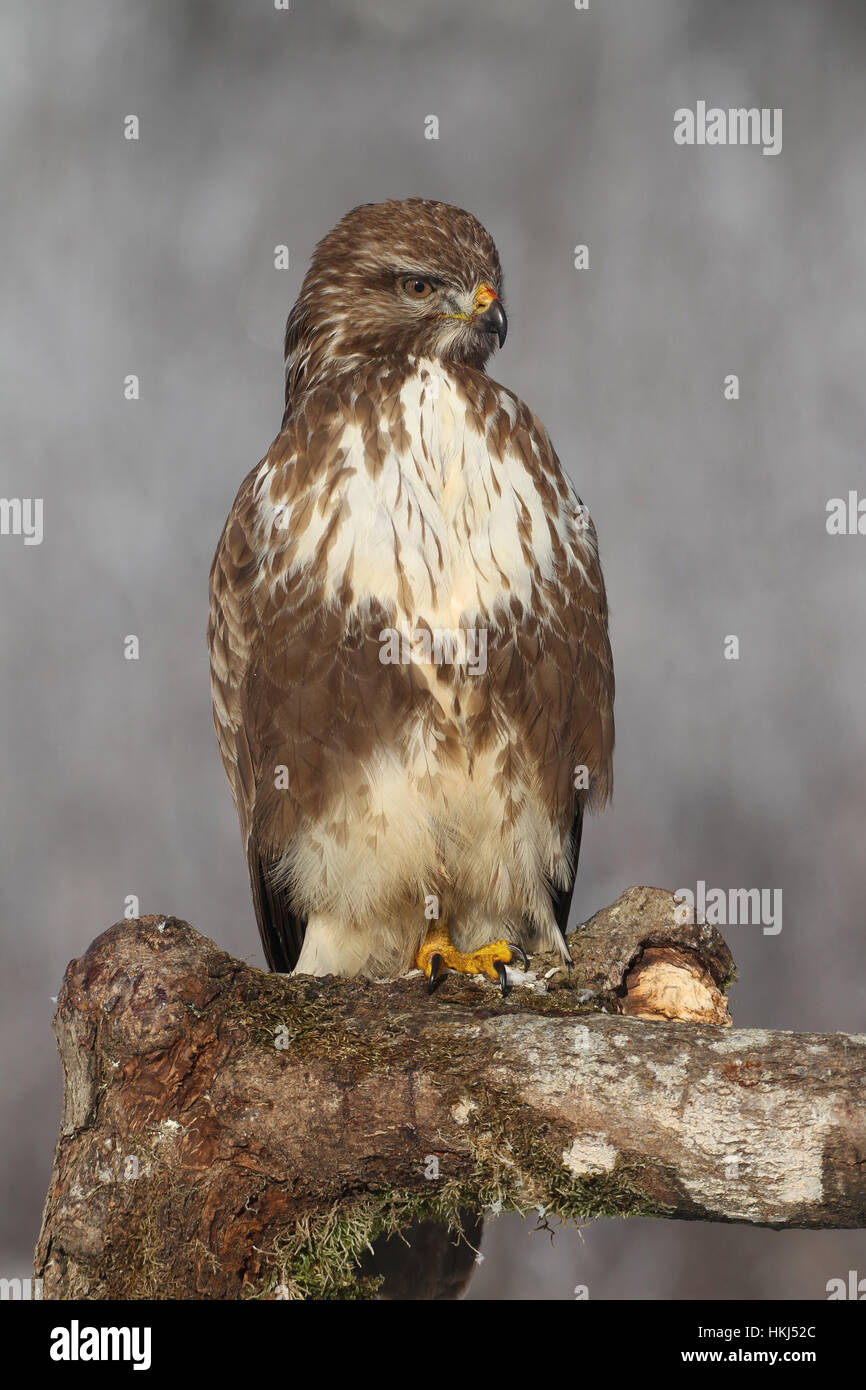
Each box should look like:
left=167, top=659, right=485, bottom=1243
left=284, top=198, right=506, bottom=400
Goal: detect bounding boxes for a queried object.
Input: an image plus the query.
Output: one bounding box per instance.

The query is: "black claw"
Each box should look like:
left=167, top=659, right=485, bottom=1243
left=427, top=954, right=444, bottom=994
left=495, top=960, right=510, bottom=997
left=507, top=942, right=530, bottom=971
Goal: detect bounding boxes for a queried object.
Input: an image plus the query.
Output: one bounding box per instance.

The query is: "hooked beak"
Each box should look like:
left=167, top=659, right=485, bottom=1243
left=472, top=283, right=507, bottom=348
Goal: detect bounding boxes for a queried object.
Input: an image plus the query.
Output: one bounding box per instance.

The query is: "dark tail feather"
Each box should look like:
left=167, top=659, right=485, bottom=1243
left=247, top=844, right=306, bottom=974
left=550, top=803, right=584, bottom=951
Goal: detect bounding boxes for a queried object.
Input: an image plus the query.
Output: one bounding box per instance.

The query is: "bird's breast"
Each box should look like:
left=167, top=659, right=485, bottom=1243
left=255, top=361, right=590, bottom=639
left=341, top=363, right=558, bottom=625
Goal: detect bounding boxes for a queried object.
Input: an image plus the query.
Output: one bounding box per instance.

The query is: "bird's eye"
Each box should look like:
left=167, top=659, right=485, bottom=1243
left=402, top=277, right=436, bottom=300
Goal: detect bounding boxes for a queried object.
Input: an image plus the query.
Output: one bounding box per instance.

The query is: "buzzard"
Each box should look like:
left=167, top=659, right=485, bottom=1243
left=208, top=198, right=614, bottom=993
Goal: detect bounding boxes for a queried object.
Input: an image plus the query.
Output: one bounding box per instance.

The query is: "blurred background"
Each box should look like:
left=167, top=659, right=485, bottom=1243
left=2, top=0, right=865, bottom=1299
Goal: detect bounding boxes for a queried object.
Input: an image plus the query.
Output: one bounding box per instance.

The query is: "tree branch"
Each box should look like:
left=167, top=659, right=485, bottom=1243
left=34, top=887, right=866, bottom=1299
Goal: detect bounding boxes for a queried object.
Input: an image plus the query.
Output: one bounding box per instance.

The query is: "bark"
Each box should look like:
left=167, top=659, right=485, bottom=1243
left=34, top=886, right=866, bottom=1300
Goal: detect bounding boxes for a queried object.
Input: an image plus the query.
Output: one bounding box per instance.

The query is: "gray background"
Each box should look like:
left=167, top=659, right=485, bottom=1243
left=2, top=0, right=865, bottom=1299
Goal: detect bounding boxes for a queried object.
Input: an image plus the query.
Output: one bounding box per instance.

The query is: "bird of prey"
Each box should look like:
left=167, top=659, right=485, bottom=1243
left=208, top=197, right=614, bottom=994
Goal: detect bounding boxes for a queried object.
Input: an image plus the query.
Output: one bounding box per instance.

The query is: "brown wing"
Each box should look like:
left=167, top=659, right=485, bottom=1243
left=208, top=465, right=303, bottom=971
left=549, top=505, right=614, bottom=937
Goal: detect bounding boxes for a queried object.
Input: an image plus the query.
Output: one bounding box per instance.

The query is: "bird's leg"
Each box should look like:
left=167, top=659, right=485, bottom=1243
left=416, top=920, right=529, bottom=997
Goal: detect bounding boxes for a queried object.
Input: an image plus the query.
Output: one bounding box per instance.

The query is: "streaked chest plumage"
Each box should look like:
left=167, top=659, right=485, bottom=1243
left=252, top=358, right=593, bottom=638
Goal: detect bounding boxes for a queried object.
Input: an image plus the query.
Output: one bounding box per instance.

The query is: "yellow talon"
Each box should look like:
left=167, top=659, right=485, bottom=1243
left=416, top=922, right=521, bottom=987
